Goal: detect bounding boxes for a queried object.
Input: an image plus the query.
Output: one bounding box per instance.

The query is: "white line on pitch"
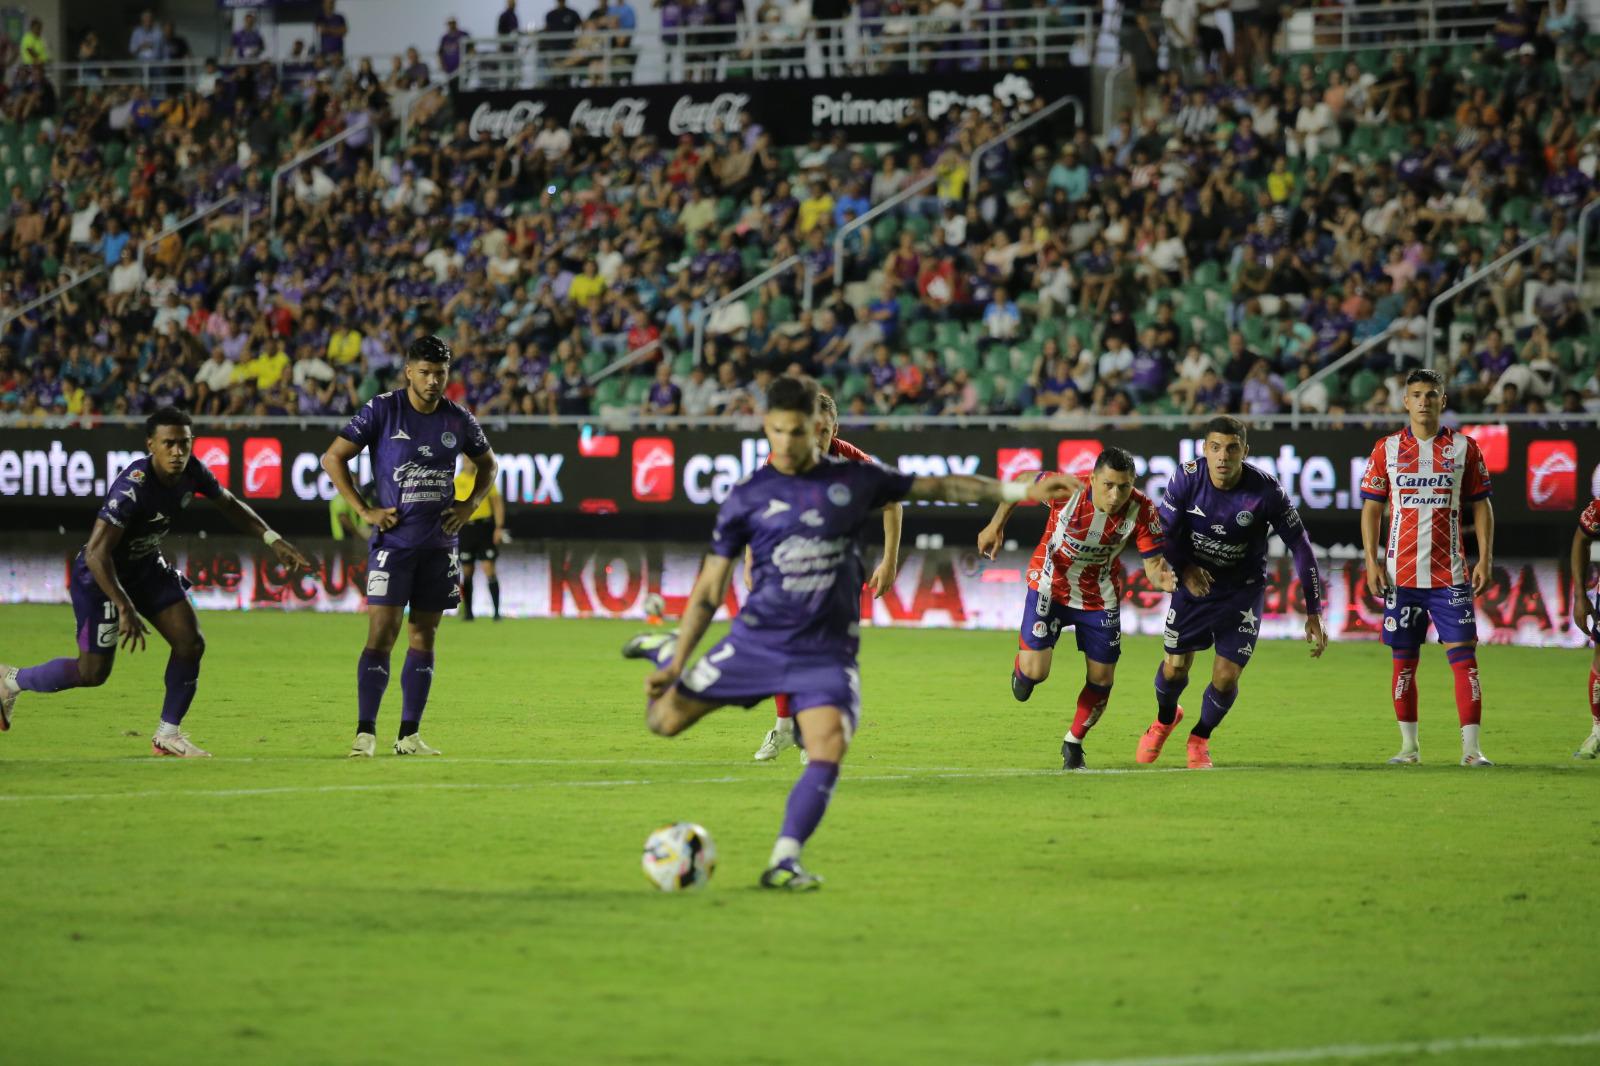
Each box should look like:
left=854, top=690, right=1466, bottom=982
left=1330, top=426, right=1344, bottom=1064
left=1027, top=1028, right=1600, bottom=1066
left=0, top=765, right=1252, bottom=803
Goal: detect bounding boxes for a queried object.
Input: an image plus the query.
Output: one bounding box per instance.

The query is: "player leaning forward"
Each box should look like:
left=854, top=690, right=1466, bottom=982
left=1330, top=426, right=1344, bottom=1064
left=322, top=336, right=499, bottom=756
left=622, top=375, right=1078, bottom=890
left=0, top=408, right=311, bottom=754
left=1359, top=368, right=1495, bottom=767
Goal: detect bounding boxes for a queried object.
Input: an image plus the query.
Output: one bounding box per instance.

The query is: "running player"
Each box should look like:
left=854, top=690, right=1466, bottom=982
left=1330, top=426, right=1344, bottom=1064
left=753, top=390, right=902, bottom=762
left=1137, top=416, right=1328, bottom=769
left=977, top=447, right=1175, bottom=770
left=454, top=454, right=507, bottom=622
left=0, top=407, right=311, bottom=754
left=1359, top=368, right=1494, bottom=767
left=321, top=336, right=499, bottom=757
left=621, top=375, right=1077, bottom=889
left=1570, top=496, right=1600, bottom=758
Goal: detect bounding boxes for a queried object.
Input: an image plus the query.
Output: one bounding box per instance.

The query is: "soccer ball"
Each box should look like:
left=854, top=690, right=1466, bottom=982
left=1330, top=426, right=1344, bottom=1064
left=642, top=823, right=717, bottom=891
left=642, top=592, right=666, bottom=619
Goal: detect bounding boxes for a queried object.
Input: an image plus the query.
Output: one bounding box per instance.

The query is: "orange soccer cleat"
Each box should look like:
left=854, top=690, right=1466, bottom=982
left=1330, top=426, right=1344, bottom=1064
left=1135, top=708, right=1183, bottom=764
left=1186, top=733, right=1212, bottom=770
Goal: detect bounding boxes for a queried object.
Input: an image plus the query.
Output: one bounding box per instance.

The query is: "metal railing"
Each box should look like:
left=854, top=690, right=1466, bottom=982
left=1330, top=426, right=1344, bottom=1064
left=693, top=254, right=804, bottom=366
left=268, top=122, right=378, bottom=229
left=136, top=195, right=242, bottom=270
left=1425, top=234, right=1545, bottom=368
left=968, top=95, right=1082, bottom=202
left=0, top=264, right=107, bottom=333
left=1576, top=198, right=1600, bottom=288
left=1289, top=324, right=1397, bottom=427
left=460, top=7, right=1096, bottom=88
left=590, top=336, right=664, bottom=385
left=1101, top=60, right=1131, bottom=137
left=45, top=53, right=417, bottom=93
left=1282, top=1, right=1500, bottom=54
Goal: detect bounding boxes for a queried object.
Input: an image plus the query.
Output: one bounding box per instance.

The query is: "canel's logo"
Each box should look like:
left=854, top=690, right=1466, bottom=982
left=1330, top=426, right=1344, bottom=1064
left=242, top=438, right=282, bottom=499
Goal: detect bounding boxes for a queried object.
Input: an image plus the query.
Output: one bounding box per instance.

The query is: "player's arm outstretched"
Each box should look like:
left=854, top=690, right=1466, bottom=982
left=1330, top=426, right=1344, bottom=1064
left=82, top=519, right=149, bottom=652
left=323, top=437, right=397, bottom=533
left=210, top=488, right=311, bottom=571
left=647, top=553, right=736, bottom=700
left=868, top=502, right=903, bottom=599
left=976, top=472, right=1084, bottom=558
left=444, top=449, right=500, bottom=535
left=1469, top=496, right=1494, bottom=595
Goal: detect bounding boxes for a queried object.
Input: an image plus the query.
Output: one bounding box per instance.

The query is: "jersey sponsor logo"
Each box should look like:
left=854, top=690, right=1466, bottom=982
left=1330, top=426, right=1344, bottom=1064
left=1237, top=641, right=1254, bottom=658
left=1211, top=524, right=1226, bottom=535
left=1448, top=588, right=1470, bottom=606
left=827, top=483, right=852, bottom=507
left=417, top=445, right=434, bottom=459
left=1527, top=440, right=1577, bottom=511
left=772, top=534, right=849, bottom=593
left=96, top=622, right=118, bottom=648
left=242, top=438, right=282, bottom=499
left=367, top=570, right=391, bottom=597
left=1238, top=607, right=1259, bottom=634
left=1394, top=473, right=1456, bottom=490
left=441, top=432, right=458, bottom=449
left=390, top=461, right=453, bottom=505
left=1235, top=510, right=1254, bottom=527
left=632, top=437, right=675, bottom=502
left=194, top=437, right=231, bottom=489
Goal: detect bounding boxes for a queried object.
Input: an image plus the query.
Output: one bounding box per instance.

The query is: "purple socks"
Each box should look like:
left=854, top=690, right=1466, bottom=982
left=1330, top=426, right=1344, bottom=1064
left=357, top=649, right=391, bottom=733
left=779, top=760, right=840, bottom=846
left=160, top=653, right=202, bottom=725
left=399, top=650, right=434, bottom=738
left=1154, top=661, right=1189, bottom=725
left=1191, top=684, right=1239, bottom=740
left=16, top=658, right=82, bottom=693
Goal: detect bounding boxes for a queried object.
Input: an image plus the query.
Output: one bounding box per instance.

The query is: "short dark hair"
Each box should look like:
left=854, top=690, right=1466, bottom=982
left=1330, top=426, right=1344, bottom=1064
left=818, top=391, right=838, bottom=420
left=145, top=406, right=193, bottom=436
left=1094, top=446, right=1136, bottom=476
left=1404, top=368, right=1444, bottom=388
left=767, top=375, right=820, bottom=416
left=406, top=335, right=452, bottom=364
left=1203, top=415, right=1247, bottom=442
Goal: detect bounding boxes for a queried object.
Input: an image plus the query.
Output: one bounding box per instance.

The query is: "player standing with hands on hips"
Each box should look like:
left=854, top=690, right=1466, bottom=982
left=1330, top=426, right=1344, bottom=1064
left=322, top=336, right=499, bottom=757
left=1359, top=368, right=1495, bottom=767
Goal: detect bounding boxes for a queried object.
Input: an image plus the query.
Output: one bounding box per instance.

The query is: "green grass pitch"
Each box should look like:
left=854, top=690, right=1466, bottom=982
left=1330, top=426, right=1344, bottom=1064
left=1, top=603, right=1596, bottom=1066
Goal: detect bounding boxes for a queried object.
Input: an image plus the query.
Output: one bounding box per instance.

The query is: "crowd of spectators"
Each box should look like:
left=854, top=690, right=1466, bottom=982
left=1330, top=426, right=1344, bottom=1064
left=0, top=1, right=1597, bottom=426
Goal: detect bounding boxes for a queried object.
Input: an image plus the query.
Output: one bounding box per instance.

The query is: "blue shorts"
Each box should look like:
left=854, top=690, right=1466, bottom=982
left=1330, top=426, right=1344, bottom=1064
left=1163, top=583, right=1264, bottom=666
left=366, top=544, right=462, bottom=612
left=1018, top=588, right=1122, bottom=664
left=675, top=633, right=861, bottom=736
left=1383, top=584, right=1477, bottom=648
left=70, top=552, right=191, bottom=657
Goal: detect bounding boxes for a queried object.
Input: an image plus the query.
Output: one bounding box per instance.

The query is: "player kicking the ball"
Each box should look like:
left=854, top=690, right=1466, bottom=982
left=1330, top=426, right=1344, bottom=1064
left=0, top=407, right=311, bottom=754
left=1138, top=417, right=1327, bottom=769
left=621, top=375, right=1077, bottom=889
left=1359, top=369, right=1495, bottom=767
left=322, top=336, right=499, bottom=757
left=752, top=390, right=902, bottom=764
left=977, top=447, right=1175, bottom=770
left=1570, top=497, right=1600, bottom=758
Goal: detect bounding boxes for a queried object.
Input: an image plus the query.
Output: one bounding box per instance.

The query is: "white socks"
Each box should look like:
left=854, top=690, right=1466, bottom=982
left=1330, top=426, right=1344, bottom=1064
left=156, top=721, right=182, bottom=738
left=768, top=836, right=802, bottom=868
left=1397, top=721, right=1419, bottom=752
left=1461, top=723, right=1480, bottom=756
left=774, top=717, right=794, bottom=734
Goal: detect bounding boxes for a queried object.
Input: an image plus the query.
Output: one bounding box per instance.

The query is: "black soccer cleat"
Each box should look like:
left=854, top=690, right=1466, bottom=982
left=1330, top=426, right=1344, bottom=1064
left=1011, top=669, right=1035, bottom=702
left=1061, top=739, right=1087, bottom=771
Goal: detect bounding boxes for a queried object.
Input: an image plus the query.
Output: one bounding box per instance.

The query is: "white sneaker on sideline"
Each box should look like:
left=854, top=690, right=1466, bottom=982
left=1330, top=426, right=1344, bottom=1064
left=754, top=726, right=795, bottom=762
left=349, top=733, right=376, bottom=758
left=394, top=735, right=442, bottom=756
left=152, top=730, right=211, bottom=757
left=1386, top=749, right=1420, bottom=765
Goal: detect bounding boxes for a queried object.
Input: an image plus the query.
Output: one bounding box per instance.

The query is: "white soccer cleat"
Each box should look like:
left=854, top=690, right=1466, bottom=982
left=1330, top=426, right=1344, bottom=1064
left=1461, top=751, right=1495, bottom=767
left=348, top=733, right=376, bottom=758
left=754, top=726, right=796, bottom=761
left=1386, top=750, right=1421, bottom=765
left=0, top=665, right=18, bottom=731
left=394, top=735, right=442, bottom=756
left=151, top=730, right=211, bottom=757
left=1575, top=732, right=1600, bottom=760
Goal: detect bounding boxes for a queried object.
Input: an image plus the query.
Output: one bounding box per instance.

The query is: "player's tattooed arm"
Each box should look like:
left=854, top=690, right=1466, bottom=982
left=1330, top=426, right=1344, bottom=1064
left=1470, top=497, right=1494, bottom=595
left=648, top=554, right=734, bottom=698
left=82, top=519, right=147, bottom=652
left=322, top=436, right=396, bottom=532
left=444, top=449, right=500, bottom=535
left=1360, top=498, right=1390, bottom=596
left=211, top=489, right=312, bottom=571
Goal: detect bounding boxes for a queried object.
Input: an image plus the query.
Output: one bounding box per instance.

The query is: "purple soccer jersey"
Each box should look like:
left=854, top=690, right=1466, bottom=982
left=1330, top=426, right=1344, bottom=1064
left=96, top=455, right=223, bottom=568
left=338, top=390, right=490, bottom=551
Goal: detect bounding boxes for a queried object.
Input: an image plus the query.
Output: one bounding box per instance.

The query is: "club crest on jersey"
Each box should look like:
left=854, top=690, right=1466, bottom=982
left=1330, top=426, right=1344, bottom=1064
left=441, top=432, right=458, bottom=449
left=128, top=469, right=146, bottom=483
left=1236, top=510, right=1254, bottom=527
left=1383, top=617, right=1397, bottom=631
left=1032, top=621, right=1049, bottom=639
left=827, top=484, right=852, bottom=506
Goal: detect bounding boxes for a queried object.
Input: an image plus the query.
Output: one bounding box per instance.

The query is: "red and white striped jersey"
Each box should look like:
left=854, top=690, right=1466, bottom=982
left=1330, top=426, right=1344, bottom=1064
left=1360, top=426, right=1492, bottom=589
left=1026, top=478, right=1164, bottom=611
left=1580, top=498, right=1600, bottom=539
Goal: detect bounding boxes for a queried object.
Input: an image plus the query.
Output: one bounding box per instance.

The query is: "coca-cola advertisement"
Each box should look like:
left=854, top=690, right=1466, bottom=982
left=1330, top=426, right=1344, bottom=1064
left=0, top=540, right=1591, bottom=649
left=457, top=68, right=1089, bottom=146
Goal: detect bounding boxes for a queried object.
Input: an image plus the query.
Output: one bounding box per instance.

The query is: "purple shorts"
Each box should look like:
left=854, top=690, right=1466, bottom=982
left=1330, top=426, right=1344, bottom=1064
left=676, top=631, right=861, bottom=735
left=69, top=552, right=191, bottom=656
left=1163, top=583, right=1263, bottom=666
left=366, top=544, right=462, bottom=612
left=1383, top=584, right=1477, bottom=648
left=1018, top=588, right=1122, bottom=664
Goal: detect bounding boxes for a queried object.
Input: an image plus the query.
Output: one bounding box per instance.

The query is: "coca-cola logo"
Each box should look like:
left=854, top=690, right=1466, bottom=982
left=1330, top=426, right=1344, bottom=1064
left=468, top=99, right=547, bottom=141
left=668, top=92, right=749, bottom=135
left=243, top=437, right=282, bottom=499
left=570, top=97, right=648, bottom=138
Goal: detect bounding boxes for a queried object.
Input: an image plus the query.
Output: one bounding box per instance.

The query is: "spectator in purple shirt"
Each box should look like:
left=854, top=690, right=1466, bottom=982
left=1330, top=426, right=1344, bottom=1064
left=231, top=14, right=265, bottom=61
left=315, top=0, right=348, bottom=57
left=438, top=17, right=469, bottom=75
left=643, top=361, right=682, bottom=415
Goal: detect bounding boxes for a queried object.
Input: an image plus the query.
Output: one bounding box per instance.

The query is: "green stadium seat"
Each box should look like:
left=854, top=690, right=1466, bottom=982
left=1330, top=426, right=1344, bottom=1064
left=1346, top=368, right=1382, bottom=406
left=594, top=378, right=624, bottom=408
